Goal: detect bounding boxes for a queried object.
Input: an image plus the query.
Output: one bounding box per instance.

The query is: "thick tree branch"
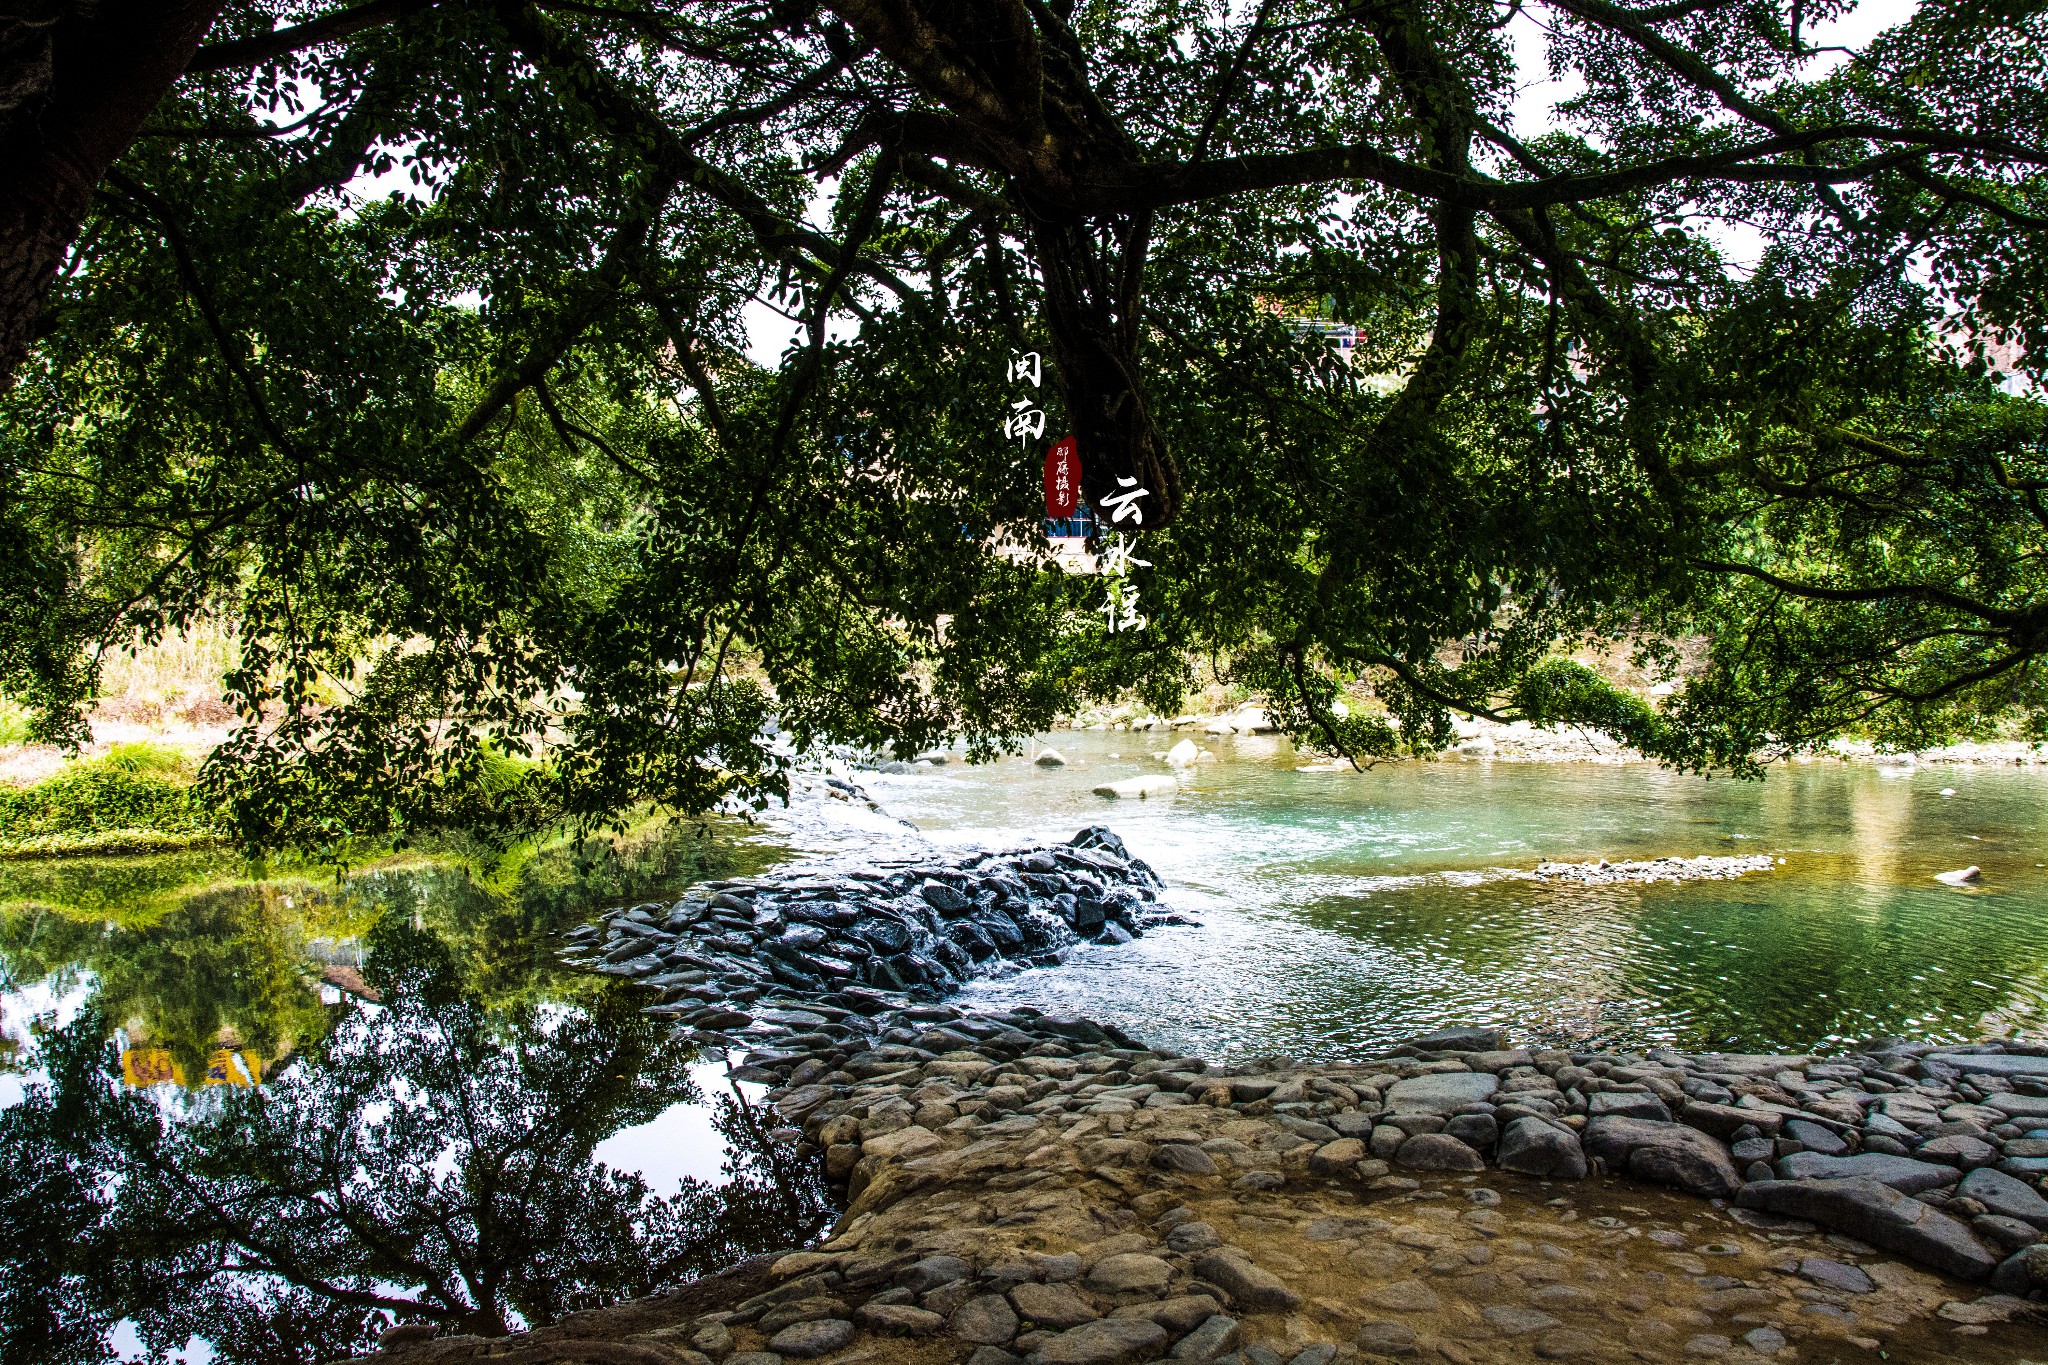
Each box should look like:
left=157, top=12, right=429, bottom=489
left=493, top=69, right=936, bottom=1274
left=1694, top=558, right=2032, bottom=628
left=1120, top=124, right=2045, bottom=214
left=187, top=0, right=429, bottom=73
left=448, top=170, right=682, bottom=444
left=0, top=0, right=226, bottom=385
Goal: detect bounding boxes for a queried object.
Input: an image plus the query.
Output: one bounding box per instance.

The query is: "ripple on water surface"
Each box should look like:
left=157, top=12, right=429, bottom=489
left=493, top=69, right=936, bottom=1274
left=869, top=733, right=2048, bottom=1059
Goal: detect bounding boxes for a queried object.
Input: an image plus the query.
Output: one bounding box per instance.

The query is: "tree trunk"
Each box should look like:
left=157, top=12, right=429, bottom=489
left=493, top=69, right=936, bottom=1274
left=0, top=0, right=225, bottom=386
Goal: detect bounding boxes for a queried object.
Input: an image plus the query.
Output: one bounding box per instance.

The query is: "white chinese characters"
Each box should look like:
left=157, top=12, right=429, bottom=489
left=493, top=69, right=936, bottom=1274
left=1101, top=475, right=1149, bottom=525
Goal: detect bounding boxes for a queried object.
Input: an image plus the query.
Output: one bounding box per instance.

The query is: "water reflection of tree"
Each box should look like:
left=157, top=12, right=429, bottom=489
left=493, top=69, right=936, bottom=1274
left=0, top=882, right=334, bottom=1080
left=0, top=917, right=831, bottom=1365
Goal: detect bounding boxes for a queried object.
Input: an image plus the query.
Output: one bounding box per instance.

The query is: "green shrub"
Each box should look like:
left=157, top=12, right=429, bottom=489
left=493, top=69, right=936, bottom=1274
left=0, top=748, right=219, bottom=851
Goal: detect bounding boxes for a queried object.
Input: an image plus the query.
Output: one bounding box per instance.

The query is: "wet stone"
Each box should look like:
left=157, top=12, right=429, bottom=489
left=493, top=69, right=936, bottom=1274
left=1170, top=1314, right=1241, bottom=1360
left=1085, top=1253, right=1174, bottom=1295
left=1352, top=1322, right=1418, bottom=1358
left=765, top=1319, right=854, bottom=1358
left=1011, top=1281, right=1103, bottom=1329
left=1031, top=1317, right=1168, bottom=1365
left=1482, top=1306, right=1561, bottom=1335
left=1798, top=1257, right=1875, bottom=1293
left=953, top=1294, right=1022, bottom=1345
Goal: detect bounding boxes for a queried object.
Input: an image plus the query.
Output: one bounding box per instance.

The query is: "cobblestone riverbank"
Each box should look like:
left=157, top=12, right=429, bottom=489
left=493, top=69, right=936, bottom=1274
left=358, top=829, right=2048, bottom=1364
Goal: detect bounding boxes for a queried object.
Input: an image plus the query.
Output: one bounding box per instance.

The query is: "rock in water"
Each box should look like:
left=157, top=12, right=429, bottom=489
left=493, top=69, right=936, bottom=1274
left=1403, top=1026, right=1504, bottom=1052
left=1188, top=1249, right=1302, bottom=1310
left=1166, top=739, right=1199, bottom=767
left=1935, top=865, right=1982, bottom=884
left=1773, top=1151, right=1958, bottom=1194
left=1394, top=1133, right=1486, bottom=1172
left=1092, top=776, right=1178, bottom=799
left=1958, top=1167, right=2048, bottom=1228
left=1033, top=1318, right=1167, bottom=1365
left=1035, top=749, right=1068, bottom=767
left=1736, top=1178, right=1999, bottom=1281
left=768, top=1320, right=856, bottom=1357
left=1384, top=1072, right=1499, bottom=1113
left=1581, top=1117, right=1743, bottom=1198
left=1498, top=1117, right=1588, bottom=1179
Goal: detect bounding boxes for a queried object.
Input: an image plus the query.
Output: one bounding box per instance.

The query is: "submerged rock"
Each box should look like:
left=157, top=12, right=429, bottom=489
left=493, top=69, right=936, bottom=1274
left=1092, top=776, right=1178, bottom=799
left=1737, top=1178, right=1999, bottom=1280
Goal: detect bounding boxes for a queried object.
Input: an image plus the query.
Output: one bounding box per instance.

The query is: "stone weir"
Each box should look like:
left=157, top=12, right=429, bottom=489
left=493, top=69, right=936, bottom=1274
left=558, top=826, right=1180, bottom=1045
left=370, top=831, right=2048, bottom=1365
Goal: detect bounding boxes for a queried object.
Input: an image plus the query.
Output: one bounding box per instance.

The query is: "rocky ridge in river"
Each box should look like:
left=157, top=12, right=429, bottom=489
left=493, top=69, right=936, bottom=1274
left=558, top=827, right=1185, bottom=1031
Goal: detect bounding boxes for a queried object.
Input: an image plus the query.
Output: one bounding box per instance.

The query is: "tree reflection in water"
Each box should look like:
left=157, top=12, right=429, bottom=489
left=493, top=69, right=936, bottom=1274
left=0, top=915, right=832, bottom=1365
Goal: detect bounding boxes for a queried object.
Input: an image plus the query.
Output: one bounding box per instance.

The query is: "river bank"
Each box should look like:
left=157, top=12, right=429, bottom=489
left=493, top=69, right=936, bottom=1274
left=353, top=827, right=2048, bottom=1364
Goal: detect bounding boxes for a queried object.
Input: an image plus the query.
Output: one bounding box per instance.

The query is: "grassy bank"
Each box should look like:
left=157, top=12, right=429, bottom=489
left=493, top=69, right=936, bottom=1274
left=0, top=743, right=223, bottom=858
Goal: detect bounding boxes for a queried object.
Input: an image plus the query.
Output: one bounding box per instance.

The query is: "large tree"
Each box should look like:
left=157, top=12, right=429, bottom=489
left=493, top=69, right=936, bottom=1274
left=2, top=0, right=2046, bottom=845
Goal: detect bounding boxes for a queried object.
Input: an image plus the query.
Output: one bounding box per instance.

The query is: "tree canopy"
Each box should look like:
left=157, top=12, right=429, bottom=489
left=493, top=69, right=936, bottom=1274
left=3, top=0, right=2047, bottom=847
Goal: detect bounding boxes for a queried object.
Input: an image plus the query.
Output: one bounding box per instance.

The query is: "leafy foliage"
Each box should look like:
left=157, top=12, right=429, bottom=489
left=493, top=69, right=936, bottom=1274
left=4, top=0, right=2048, bottom=848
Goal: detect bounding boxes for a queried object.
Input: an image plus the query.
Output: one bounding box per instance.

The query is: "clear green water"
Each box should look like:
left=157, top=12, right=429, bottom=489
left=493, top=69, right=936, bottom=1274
left=870, top=731, right=2048, bottom=1059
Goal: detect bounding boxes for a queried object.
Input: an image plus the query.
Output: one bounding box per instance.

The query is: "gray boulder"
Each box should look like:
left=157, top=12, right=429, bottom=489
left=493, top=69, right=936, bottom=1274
left=1928, top=1052, right=2048, bottom=1077
left=1680, top=1101, right=1781, bottom=1138
left=1497, top=1117, right=1588, bottom=1180
left=1783, top=1119, right=1849, bottom=1156
left=1188, top=1249, right=1301, bottom=1311
left=1959, top=1166, right=2048, bottom=1229
left=899, top=1255, right=973, bottom=1293
left=1383, top=1073, right=1498, bottom=1114
left=1582, top=1116, right=1743, bottom=1198
left=952, top=1295, right=1021, bottom=1345
left=1394, top=1132, right=1486, bottom=1172
left=1587, top=1091, right=1671, bottom=1123
left=768, top=1320, right=856, bottom=1357
left=1736, top=1178, right=1998, bottom=1281
left=1405, top=1027, right=1503, bottom=1051
left=1153, top=1143, right=1219, bottom=1176
left=1171, top=1316, right=1241, bottom=1361
left=1990, top=1244, right=2048, bottom=1294
left=1774, top=1151, right=1959, bottom=1194
left=1033, top=1319, right=1168, bottom=1365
